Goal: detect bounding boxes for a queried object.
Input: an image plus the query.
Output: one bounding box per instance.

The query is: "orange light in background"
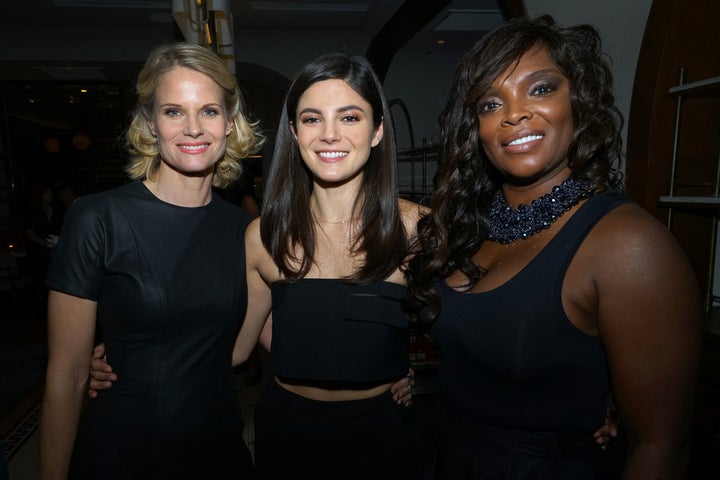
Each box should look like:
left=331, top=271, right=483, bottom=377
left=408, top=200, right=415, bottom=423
left=72, top=131, right=92, bottom=150
left=43, top=137, right=60, bottom=153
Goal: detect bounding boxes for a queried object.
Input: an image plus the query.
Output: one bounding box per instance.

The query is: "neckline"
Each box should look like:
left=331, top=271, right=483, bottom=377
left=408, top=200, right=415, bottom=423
left=487, top=177, right=594, bottom=244
left=442, top=190, right=604, bottom=297
left=272, top=278, right=406, bottom=289
left=137, top=180, right=215, bottom=210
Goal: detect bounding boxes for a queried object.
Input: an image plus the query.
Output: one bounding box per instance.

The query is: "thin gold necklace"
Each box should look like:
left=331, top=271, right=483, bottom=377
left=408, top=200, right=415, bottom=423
left=311, top=206, right=350, bottom=225
left=317, top=218, right=347, bottom=225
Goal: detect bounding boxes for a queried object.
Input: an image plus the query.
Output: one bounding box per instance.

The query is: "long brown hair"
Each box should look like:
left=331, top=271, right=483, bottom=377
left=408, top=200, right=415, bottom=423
left=260, top=53, right=407, bottom=284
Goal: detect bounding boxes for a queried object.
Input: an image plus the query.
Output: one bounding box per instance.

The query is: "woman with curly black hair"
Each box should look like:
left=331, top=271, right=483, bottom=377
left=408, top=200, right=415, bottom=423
left=404, top=15, right=701, bottom=479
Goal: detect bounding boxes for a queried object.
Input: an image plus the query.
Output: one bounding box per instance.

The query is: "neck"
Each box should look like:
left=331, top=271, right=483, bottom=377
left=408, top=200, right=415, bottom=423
left=144, top=173, right=213, bottom=207
left=309, top=185, right=361, bottom=225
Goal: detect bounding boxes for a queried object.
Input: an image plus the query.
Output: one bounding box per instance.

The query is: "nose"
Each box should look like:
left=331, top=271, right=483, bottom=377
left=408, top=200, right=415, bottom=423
left=501, top=99, right=532, bottom=126
left=184, top=117, right=203, bottom=137
left=321, top=121, right=338, bottom=142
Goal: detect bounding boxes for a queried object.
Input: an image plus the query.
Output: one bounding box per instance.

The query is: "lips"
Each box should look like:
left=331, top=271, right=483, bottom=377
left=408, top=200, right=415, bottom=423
left=177, top=143, right=210, bottom=154
left=317, top=151, right=348, bottom=161
left=502, top=132, right=545, bottom=147
left=506, top=134, right=543, bottom=146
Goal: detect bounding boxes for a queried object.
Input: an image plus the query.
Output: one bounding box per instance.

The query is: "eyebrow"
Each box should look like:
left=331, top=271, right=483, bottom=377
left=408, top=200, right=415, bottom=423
left=298, top=104, right=367, bottom=116
left=158, top=102, right=223, bottom=109
left=524, top=68, right=564, bottom=81
left=487, top=67, right=565, bottom=95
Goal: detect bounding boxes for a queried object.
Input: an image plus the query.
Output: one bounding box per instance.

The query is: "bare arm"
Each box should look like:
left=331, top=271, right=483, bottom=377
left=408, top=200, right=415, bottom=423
left=25, top=227, right=50, bottom=248
left=232, top=218, right=273, bottom=366
left=594, top=206, right=701, bottom=478
left=258, top=315, right=272, bottom=352
left=39, top=290, right=97, bottom=480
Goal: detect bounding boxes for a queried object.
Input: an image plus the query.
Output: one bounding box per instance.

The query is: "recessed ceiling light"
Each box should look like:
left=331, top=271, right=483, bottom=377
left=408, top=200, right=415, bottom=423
left=248, top=2, right=368, bottom=12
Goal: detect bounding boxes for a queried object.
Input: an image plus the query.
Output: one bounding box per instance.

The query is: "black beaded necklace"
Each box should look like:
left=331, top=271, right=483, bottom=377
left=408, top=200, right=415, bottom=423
left=487, top=177, right=594, bottom=244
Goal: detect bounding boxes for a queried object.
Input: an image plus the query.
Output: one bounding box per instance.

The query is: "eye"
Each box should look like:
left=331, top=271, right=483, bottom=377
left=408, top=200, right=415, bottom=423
left=341, top=114, right=360, bottom=123
left=202, top=107, right=220, bottom=117
left=477, top=100, right=501, bottom=115
left=530, top=82, right=557, bottom=96
left=163, top=108, right=181, bottom=118
left=300, top=115, right=320, bottom=125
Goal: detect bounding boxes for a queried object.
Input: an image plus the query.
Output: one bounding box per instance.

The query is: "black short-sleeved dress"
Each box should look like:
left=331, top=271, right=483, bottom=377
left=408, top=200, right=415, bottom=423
left=46, top=180, right=255, bottom=479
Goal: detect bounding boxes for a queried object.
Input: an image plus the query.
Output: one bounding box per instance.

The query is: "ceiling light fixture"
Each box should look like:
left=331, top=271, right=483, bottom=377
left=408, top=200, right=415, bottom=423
left=172, top=0, right=235, bottom=74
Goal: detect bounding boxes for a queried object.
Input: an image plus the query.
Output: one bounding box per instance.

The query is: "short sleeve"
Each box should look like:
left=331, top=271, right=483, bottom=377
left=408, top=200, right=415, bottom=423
left=46, top=196, right=106, bottom=301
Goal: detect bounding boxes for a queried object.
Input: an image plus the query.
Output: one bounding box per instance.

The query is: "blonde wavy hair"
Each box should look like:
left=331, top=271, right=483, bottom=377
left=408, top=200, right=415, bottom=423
left=124, top=42, right=264, bottom=188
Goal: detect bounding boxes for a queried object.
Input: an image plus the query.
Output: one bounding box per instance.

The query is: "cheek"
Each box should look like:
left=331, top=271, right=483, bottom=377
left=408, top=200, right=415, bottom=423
left=477, top=123, right=496, bottom=152
left=154, top=121, right=178, bottom=141
left=295, top=130, right=312, bottom=149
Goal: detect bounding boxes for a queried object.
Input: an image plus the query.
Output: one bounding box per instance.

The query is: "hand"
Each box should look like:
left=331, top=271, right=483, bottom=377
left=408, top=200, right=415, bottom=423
left=87, top=342, right=117, bottom=398
left=391, top=368, right=415, bottom=407
left=593, top=396, right=619, bottom=448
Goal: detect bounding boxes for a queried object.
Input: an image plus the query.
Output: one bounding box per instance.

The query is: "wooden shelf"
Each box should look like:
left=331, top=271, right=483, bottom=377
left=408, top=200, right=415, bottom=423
left=669, top=76, right=720, bottom=96
left=659, top=195, right=720, bottom=209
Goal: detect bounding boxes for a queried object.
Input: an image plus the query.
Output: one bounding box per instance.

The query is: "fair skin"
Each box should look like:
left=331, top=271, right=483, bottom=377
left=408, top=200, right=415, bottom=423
left=87, top=78, right=416, bottom=405
left=39, top=66, right=233, bottom=480
left=447, top=45, right=700, bottom=478
left=233, top=78, right=422, bottom=402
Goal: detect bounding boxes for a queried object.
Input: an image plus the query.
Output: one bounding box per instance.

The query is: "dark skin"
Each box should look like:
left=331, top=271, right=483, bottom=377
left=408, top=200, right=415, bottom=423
left=454, top=196, right=701, bottom=475
left=446, top=44, right=701, bottom=478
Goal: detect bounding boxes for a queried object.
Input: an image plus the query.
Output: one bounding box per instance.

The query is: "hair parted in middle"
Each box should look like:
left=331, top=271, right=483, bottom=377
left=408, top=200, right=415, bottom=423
left=260, top=52, right=408, bottom=284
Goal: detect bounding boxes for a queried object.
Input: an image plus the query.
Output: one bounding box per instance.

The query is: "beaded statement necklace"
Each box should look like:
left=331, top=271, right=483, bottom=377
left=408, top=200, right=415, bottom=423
left=487, top=177, right=594, bottom=244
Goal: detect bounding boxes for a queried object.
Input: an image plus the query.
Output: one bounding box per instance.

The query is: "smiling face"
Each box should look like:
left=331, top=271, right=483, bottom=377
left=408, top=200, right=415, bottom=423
left=148, top=66, right=233, bottom=181
left=293, top=78, right=383, bottom=186
left=477, top=44, right=575, bottom=189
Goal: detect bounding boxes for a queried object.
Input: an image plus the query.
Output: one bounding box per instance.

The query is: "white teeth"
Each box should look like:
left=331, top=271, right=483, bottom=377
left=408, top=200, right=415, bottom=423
left=181, top=144, right=207, bottom=151
left=508, top=134, right=543, bottom=146
left=318, top=151, right=347, bottom=159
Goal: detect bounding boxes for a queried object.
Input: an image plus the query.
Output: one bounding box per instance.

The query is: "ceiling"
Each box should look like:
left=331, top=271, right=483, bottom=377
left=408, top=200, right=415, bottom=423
left=0, top=0, right=514, bottom=159
left=0, top=0, right=519, bottom=201
left=0, top=0, right=509, bottom=83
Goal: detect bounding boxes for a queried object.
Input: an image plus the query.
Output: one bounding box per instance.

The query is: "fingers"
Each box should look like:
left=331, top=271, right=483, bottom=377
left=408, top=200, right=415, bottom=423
left=90, top=357, right=112, bottom=374
left=89, top=368, right=116, bottom=382
left=89, top=379, right=113, bottom=389
left=392, top=375, right=416, bottom=407
left=86, top=379, right=113, bottom=399
left=92, top=342, right=106, bottom=359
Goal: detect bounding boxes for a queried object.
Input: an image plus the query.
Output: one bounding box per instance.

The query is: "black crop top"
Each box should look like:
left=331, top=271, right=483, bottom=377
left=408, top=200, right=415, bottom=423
left=271, top=279, right=409, bottom=386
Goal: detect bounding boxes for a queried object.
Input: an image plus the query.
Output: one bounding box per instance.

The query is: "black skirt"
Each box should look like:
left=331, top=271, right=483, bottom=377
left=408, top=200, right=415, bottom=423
left=253, top=377, right=416, bottom=480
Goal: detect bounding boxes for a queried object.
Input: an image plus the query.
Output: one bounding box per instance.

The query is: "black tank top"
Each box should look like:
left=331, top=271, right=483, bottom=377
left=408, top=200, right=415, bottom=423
left=432, top=189, right=628, bottom=431
left=271, top=279, right=409, bottom=386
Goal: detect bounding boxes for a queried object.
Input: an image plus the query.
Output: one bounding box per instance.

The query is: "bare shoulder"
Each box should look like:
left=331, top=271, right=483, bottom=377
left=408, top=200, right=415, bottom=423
left=585, top=200, right=695, bottom=283
left=245, top=216, right=281, bottom=282
left=244, top=217, right=265, bottom=259
left=398, top=198, right=429, bottom=236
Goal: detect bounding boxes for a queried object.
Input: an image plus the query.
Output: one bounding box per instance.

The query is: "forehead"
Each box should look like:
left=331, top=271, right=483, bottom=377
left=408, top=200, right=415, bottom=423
left=298, top=79, right=370, bottom=109
left=155, top=67, right=223, bottom=101
left=495, top=45, right=562, bottom=84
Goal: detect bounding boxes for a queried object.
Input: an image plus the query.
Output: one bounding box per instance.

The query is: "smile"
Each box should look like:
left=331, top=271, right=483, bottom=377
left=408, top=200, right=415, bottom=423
left=507, top=134, right=544, bottom=146
left=178, top=143, right=210, bottom=153
left=318, top=151, right=348, bottom=159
